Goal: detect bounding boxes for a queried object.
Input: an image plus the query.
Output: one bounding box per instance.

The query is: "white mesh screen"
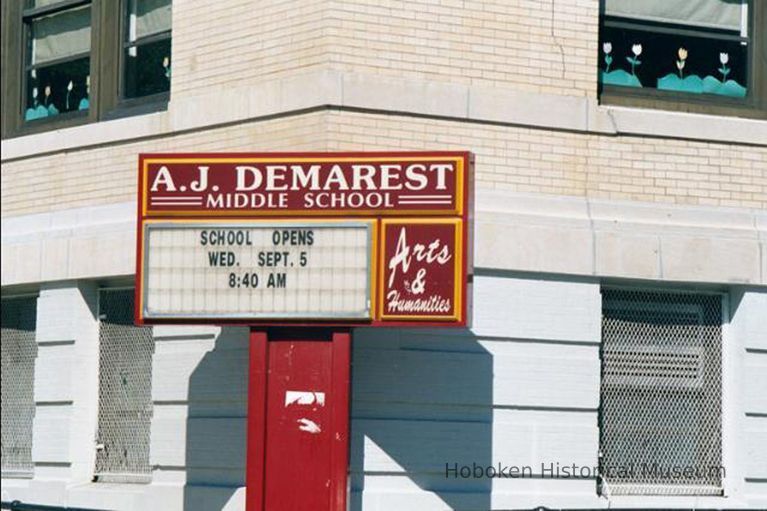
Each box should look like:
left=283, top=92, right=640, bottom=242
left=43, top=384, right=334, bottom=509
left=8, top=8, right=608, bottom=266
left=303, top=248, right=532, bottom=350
left=1, top=297, right=38, bottom=477
left=94, top=289, right=154, bottom=482
left=599, top=289, right=723, bottom=496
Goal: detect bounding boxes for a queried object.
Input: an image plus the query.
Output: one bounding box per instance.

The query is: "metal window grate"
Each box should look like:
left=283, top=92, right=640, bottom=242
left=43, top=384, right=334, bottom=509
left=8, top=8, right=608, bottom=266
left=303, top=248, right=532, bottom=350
left=1, top=297, right=38, bottom=477
left=599, top=289, right=723, bottom=496
left=94, top=289, right=154, bottom=482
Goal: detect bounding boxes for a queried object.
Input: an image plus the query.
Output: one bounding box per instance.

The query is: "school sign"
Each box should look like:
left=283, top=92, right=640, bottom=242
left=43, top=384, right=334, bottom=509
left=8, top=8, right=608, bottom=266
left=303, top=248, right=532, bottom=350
left=135, top=152, right=472, bottom=326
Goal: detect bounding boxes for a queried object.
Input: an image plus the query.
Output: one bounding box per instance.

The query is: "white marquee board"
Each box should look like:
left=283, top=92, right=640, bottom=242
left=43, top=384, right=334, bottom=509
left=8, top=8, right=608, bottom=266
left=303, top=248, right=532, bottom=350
left=141, top=221, right=373, bottom=320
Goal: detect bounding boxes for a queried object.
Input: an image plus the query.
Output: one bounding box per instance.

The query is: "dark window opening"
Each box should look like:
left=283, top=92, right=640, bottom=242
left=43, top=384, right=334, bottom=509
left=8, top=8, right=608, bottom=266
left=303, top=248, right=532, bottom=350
left=123, top=37, right=170, bottom=99
left=600, top=20, right=748, bottom=98
left=122, top=0, right=171, bottom=100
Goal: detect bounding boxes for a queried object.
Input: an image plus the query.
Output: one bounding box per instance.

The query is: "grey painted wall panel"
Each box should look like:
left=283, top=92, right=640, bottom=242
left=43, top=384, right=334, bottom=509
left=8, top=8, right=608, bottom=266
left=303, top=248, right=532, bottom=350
left=744, top=355, right=767, bottom=415
left=745, top=416, right=767, bottom=479
left=350, top=275, right=602, bottom=509
left=471, top=275, right=601, bottom=343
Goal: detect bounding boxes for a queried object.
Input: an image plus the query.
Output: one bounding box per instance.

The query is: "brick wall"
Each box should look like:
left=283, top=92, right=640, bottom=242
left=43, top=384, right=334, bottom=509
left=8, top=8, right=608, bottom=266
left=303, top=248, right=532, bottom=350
left=170, top=0, right=331, bottom=98
left=325, top=111, right=767, bottom=208
left=169, top=0, right=599, bottom=101
left=2, top=0, right=764, bottom=216
left=0, top=112, right=330, bottom=216
left=328, top=0, right=599, bottom=97
left=2, top=110, right=764, bottom=216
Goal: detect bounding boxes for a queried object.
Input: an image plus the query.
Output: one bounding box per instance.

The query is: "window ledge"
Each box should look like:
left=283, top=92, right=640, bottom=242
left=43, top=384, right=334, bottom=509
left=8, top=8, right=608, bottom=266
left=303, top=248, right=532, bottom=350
left=596, top=104, right=767, bottom=146
left=1, top=110, right=168, bottom=161
left=2, top=70, right=766, bottom=163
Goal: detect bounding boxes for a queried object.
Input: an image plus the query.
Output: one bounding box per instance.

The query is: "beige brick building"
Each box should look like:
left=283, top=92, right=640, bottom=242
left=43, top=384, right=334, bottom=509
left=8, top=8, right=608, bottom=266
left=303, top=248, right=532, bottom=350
left=1, top=1, right=766, bottom=510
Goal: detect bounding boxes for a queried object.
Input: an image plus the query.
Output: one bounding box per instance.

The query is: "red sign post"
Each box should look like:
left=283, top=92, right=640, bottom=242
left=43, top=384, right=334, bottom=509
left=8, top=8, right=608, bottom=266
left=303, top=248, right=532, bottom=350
left=135, top=152, right=472, bottom=510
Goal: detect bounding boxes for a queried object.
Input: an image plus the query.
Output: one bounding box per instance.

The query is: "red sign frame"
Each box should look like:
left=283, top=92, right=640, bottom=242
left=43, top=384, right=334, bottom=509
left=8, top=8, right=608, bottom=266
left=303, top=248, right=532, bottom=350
left=135, top=151, right=473, bottom=327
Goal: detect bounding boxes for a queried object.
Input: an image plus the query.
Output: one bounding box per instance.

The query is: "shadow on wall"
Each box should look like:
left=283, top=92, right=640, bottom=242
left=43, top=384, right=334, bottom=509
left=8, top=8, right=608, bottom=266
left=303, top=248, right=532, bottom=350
left=183, top=326, right=249, bottom=511
left=180, top=326, right=492, bottom=511
left=350, top=327, right=493, bottom=511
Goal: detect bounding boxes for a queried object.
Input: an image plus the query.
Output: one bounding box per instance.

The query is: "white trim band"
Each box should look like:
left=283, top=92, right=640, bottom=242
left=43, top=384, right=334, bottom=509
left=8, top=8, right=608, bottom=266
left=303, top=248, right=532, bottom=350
left=2, top=192, right=765, bottom=287
left=2, top=70, right=765, bottom=161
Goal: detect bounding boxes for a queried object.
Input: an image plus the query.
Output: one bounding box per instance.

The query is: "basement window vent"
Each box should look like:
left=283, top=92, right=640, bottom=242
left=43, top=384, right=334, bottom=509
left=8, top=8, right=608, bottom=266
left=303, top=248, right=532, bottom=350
left=603, top=344, right=705, bottom=390
left=599, top=289, right=723, bottom=496
left=94, top=289, right=154, bottom=483
left=1, top=296, right=38, bottom=478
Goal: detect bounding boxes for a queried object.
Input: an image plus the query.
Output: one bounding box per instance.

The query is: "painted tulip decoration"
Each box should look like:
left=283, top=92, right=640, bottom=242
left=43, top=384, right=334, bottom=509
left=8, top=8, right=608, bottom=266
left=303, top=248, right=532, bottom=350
left=603, top=42, right=613, bottom=73
left=44, top=85, right=59, bottom=115
left=718, top=52, right=730, bottom=81
left=627, top=43, right=642, bottom=76
left=66, top=80, right=73, bottom=110
left=163, top=56, right=171, bottom=80
left=79, top=75, right=90, bottom=111
left=24, top=87, right=41, bottom=121
left=676, top=47, right=688, bottom=78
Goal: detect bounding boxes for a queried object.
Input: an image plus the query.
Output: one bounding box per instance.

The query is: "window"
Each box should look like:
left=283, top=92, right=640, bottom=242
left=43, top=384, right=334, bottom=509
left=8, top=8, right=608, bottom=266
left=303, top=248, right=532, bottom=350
left=123, top=0, right=172, bottom=101
left=94, top=289, right=154, bottom=483
left=1, top=296, right=38, bottom=478
left=598, top=0, right=767, bottom=117
left=599, top=289, right=723, bottom=496
left=1, top=0, right=172, bottom=139
left=23, top=1, right=92, bottom=122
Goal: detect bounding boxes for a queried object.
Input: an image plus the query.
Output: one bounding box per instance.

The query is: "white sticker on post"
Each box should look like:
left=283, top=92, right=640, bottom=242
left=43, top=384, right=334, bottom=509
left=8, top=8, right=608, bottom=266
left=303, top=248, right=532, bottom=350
left=285, top=391, right=326, bottom=407
left=297, top=418, right=322, bottom=434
